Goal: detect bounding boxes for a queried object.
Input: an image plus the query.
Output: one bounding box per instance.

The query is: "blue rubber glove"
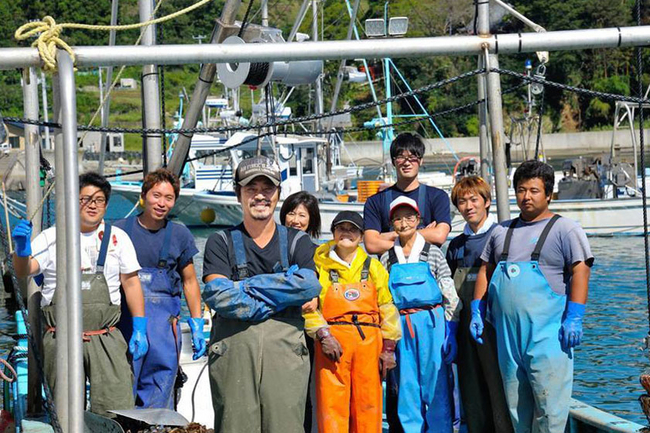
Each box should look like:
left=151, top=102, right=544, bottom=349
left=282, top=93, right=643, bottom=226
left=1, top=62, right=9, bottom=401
left=443, top=321, right=459, bottom=364
left=559, top=301, right=585, bottom=351
left=470, top=299, right=486, bottom=345
left=187, top=317, right=207, bottom=360
left=12, top=220, right=32, bottom=257
left=129, top=317, right=149, bottom=361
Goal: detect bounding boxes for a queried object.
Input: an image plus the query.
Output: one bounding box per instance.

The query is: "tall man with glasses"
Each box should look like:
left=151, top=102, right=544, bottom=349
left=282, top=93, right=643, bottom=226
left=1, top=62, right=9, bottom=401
left=363, top=132, right=453, bottom=432
left=12, top=172, right=148, bottom=417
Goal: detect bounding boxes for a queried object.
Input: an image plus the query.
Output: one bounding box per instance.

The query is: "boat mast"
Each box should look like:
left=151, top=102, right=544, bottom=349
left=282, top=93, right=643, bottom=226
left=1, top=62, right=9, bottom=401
left=477, top=0, right=510, bottom=221
left=166, top=0, right=242, bottom=178
left=22, top=66, right=43, bottom=415
left=327, top=0, right=360, bottom=176
left=139, top=0, right=163, bottom=173
left=98, top=0, right=119, bottom=175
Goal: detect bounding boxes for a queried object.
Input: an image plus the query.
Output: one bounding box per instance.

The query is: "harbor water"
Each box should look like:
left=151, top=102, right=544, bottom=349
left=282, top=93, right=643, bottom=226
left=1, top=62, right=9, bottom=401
left=0, top=195, right=649, bottom=426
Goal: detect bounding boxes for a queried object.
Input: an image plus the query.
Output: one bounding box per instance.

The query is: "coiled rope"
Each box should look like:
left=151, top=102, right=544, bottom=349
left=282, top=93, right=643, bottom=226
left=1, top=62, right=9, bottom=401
left=14, top=0, right=212, bottom=71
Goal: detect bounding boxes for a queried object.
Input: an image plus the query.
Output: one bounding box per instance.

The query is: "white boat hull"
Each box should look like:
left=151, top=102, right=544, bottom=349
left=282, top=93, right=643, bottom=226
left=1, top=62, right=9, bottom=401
left=113, top=183, right=649, bottom=237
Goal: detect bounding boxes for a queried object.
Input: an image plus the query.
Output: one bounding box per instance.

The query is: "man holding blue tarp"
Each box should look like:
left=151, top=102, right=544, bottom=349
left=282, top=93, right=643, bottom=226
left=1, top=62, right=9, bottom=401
left=202, top=156, right=321, bottom=433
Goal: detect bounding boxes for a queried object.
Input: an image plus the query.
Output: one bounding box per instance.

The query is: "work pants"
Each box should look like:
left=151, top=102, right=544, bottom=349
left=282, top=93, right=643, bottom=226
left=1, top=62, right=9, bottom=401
left=315, top=324, right=383, bottom=433
left=208, top=315, right=310, bottom=433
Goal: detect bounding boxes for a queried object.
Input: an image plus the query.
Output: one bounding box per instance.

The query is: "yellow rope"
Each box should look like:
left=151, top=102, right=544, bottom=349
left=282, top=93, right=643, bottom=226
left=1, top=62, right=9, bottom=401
left=15, top=0, right=213, bottom=71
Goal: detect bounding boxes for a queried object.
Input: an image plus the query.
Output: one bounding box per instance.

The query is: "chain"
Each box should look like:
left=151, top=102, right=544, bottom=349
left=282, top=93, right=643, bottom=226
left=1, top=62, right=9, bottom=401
left=0, top=219, right=62, bottom=432
left=2, top=68, right=486, bottom=136
left=493, top=67, right=650, bottom=104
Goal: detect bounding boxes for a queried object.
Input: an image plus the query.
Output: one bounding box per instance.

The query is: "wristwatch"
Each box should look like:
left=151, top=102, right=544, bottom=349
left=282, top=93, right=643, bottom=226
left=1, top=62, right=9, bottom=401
left=316, top=327, right=331, bottom=341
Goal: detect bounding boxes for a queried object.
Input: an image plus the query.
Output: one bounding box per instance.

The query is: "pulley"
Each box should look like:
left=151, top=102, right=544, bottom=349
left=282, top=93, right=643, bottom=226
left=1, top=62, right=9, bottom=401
left=217, top=36, right=323, bottom=89
left=531, top=63, right=546, bottom=95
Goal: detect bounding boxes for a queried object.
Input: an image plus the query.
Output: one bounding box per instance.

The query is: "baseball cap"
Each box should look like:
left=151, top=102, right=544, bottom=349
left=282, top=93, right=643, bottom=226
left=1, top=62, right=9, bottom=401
left=331, top=211, right=364, bottom=232
left=389, top=196, right=420, bottom=220
left=235, top=156, right=281, bottom=186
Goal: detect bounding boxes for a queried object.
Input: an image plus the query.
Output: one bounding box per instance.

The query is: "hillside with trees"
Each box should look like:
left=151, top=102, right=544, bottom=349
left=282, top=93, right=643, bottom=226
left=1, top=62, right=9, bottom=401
left=0, top=0, right=648, bottom=150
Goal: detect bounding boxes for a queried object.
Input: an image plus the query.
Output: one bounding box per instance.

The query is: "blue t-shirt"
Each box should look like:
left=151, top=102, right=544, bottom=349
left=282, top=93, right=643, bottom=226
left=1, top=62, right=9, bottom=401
left=363, top=184, right=451, bottom=234
left=114, top=216, right=199, bottom=295
left=446, top=224, right=496, bottom=277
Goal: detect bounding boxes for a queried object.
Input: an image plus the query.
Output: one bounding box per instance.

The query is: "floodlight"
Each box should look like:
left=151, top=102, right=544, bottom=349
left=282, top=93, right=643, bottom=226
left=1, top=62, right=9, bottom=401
left=388, top=17, right=409, bottom=36
left=365, top=19, right=386, bottom=38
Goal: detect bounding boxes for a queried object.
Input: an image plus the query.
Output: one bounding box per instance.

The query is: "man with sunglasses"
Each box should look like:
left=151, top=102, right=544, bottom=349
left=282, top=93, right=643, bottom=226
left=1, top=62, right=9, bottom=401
left=363, top=132, right=451, bottom=255
left=11, top=172, right=147, bottom=417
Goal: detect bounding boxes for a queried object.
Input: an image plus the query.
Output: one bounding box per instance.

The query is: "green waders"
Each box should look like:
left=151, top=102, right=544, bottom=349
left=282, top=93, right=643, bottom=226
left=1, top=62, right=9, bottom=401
left=454, top=266, right=513, bottom=433
left=208, top=315, right=310, bottom=433
left=42, top=225, right=135, bottom=417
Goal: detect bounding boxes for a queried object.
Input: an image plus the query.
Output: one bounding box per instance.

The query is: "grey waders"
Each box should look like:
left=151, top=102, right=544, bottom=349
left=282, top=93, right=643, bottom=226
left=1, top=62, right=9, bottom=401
left=454, top=265, right=512, bottom=433
left=42, top=224, right=135, bottom=417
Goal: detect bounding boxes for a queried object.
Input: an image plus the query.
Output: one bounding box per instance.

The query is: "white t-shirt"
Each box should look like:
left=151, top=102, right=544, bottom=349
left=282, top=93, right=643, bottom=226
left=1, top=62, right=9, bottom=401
left=31, top=222, right=141, bottom=307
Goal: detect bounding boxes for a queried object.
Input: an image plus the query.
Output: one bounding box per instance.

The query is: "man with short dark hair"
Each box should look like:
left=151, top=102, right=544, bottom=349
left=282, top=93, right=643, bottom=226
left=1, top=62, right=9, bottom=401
left=363, top=132, right=451, bottom=254
left=363, top=132, right=452, bottom=432
left=115, top=168, right=205, bottom=409
left=12, top=172, right=148, bottom=417
left=202, top=156, right=321, bottom=433
left=472, top=160, right=593, bottom=433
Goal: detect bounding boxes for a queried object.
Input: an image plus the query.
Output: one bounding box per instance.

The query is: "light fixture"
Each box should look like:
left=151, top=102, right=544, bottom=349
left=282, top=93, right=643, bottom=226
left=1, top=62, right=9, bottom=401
left=388, top=17, right=409, bottom=36
left=365, top=19, right=386, bottom=38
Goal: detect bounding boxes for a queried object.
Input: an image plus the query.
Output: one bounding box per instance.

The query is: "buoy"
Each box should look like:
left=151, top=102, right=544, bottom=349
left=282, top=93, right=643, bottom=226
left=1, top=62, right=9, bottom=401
left=200, top=208, right=216, bottom=224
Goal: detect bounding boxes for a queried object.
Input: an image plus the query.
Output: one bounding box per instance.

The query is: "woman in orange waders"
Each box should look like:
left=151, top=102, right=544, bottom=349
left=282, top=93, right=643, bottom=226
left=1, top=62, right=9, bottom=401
left=304, top=211, right=402, bottom=433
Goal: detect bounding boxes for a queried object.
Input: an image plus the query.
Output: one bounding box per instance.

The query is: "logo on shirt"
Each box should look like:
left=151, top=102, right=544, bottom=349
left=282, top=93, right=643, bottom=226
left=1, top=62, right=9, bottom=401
left=344, top=288, right=361, bottom=301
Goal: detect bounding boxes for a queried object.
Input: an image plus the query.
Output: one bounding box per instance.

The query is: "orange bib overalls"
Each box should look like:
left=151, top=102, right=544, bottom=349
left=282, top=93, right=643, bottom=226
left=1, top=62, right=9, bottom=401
left=316, top=257, right=383, bottom=433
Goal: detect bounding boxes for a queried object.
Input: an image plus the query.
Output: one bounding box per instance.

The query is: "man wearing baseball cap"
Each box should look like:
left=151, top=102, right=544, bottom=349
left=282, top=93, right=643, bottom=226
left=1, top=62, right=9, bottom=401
left=304, top=210, right=401, bottom=432
left=202, top=155, right=321, bottom=433
left=380, top=196, right=461, bottom=432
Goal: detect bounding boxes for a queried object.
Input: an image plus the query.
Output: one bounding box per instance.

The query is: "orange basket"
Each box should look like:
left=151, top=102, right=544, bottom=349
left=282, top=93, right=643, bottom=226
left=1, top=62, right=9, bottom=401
left=357, top=180, right=384, bottom=203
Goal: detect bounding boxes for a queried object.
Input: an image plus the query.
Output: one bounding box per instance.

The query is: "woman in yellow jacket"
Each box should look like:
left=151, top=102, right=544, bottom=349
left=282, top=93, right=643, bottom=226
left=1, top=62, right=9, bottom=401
left=304, top=211, right=402, bottom=433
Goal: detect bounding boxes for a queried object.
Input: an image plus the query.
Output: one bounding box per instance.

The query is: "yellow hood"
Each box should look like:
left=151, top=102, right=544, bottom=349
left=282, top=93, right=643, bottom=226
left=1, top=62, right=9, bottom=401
left=314, top=240, right=369, bottom=285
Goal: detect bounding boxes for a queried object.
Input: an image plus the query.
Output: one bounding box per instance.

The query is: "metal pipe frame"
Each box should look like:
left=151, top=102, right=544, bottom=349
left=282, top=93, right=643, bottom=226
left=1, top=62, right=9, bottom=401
left=98, top=0, right=119, bottom=175
left=22, top=66, right=44, bottom=415
left=165, top=0, right=242, bottom=177
left=139, top=0, right=162, bottom=173
left=51, top=76, right=69, bottom=432
left=3, top=26, right=650, bottom=70
left=58, top=50, right=84, bottom=433
left=477, top=56, right=491, bottom=183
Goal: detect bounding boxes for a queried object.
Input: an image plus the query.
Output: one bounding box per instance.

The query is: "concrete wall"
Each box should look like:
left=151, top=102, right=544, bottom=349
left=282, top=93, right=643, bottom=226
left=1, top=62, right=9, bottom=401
left=341, top=128, right=650, bottom=165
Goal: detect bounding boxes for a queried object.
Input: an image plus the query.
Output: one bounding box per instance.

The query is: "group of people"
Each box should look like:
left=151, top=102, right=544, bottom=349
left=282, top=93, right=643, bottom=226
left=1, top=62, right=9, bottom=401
left=10, top=131, right=592, bottom=433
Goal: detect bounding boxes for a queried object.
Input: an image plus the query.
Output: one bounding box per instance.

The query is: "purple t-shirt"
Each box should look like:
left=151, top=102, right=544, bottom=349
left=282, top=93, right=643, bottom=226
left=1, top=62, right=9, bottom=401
left=480, top=215, right=594, bottom=295
left=363, top=184, right=451, bottom=234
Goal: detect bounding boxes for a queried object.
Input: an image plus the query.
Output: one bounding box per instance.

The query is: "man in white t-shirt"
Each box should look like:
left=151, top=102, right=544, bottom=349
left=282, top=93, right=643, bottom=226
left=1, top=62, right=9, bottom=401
left=12, top=172, right=148, bottom=417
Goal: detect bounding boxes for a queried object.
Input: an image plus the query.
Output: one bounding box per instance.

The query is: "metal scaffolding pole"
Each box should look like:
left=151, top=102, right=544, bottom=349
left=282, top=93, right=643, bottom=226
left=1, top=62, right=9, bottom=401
left=58, top=50, right=84, bottom=433
left=51, top=76, right=69, bottom=433
left=165, top=0, right=242, bottom=177
left=2, top=26, right=650, bottom=70
left=478, top=0, right=510, bottom=221
left=312, top=0, right=323, bottom=133
left=22, top=66, right=43, bottom=415
left=139, top=0, right=162, bottom=174
left=99, top=0, right=119, bottom=175
left=477, top=56, right=491, bottom=183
